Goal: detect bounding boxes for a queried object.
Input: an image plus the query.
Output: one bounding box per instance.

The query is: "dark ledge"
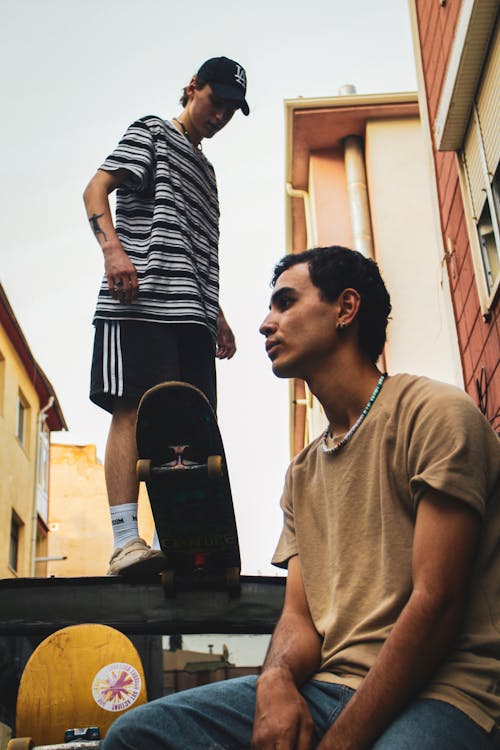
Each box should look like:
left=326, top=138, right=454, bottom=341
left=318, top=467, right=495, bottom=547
left=0, top=575, right=285, bottom=636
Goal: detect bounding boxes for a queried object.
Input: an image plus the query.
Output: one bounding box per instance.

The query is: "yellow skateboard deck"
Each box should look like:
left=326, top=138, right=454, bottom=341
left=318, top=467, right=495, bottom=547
left=10, top=624, right=147, bottom=747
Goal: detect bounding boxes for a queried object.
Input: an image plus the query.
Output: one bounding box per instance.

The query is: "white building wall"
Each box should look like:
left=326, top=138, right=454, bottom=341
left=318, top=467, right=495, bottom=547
left=365, top=117, right=463, bottom=385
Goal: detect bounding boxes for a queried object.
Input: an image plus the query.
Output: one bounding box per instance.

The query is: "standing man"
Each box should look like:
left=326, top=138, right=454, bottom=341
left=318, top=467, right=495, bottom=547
left=83, top=57, right=249, bottom=576
left=102, top=246, right=500, bottom=749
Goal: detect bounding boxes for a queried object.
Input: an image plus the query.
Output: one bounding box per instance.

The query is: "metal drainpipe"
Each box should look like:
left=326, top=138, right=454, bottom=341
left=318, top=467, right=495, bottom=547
left=344, top=136, right=374, bottom=259
left=340, top=86, right=387, bottom=371
left=31, top=396, right=54, bottom=576
left=339, top=85, right=375, bottom=260
left=286, top=183, right=315, bottom=247
left=285, top=183, right=316, bottom=454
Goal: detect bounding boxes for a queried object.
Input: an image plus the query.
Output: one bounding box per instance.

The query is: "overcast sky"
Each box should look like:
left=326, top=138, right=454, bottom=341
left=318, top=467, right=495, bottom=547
left=0, top=0, right=417, bottom=576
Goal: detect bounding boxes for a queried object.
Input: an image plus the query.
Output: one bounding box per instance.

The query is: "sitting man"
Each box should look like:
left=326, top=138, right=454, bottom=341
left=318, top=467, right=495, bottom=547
left=103, top=246, right=500, bottom=749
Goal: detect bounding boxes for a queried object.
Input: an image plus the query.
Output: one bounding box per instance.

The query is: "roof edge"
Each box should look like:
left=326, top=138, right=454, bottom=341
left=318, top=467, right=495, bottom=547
left=434, top=0, right=498, bottom=151
left=0, top=283, right=67, bottom=431
left=284, top=91, right=418, bottom=112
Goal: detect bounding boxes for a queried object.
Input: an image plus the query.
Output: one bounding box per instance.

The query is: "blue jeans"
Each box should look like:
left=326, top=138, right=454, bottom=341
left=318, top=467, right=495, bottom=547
left=102, top=675, right=498, bottom=749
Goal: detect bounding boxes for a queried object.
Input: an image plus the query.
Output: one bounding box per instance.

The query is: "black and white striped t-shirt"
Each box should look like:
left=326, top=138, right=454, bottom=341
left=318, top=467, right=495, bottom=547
left=93, top=116, right=220, bottom=340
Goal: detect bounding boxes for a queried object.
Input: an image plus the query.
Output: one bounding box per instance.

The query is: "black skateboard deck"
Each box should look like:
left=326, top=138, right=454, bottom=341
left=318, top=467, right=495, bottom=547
left=136, top=381, right=240, bottom=595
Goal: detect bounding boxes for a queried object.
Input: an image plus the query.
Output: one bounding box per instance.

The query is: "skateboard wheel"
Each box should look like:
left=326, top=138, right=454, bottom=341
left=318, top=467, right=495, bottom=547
left=7, top=739, right=34, bottom=750
left=136, top=458, right=152, bottom=481
left=207, top=455, right=223, bottom=478
left=226, top=567, right=241, bottom=597
left=161, top=569, right=176, bottom=597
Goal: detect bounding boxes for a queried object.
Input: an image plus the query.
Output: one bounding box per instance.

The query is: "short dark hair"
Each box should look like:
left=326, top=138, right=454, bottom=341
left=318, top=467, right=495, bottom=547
left=179, top=76, right=207, bottom=108
left=272, top=246, right=392, bottom=363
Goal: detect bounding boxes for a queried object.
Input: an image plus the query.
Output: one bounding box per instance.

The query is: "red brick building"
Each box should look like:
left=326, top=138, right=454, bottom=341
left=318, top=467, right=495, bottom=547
left=409, top=1, right=499, bottom=433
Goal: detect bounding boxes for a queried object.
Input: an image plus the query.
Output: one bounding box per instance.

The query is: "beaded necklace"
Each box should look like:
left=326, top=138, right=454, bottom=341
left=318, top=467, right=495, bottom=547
left=322, top=373, right=387, bottom=455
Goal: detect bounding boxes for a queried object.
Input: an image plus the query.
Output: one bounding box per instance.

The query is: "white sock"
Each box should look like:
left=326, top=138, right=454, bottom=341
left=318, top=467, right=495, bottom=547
left=151, top=528, right=161, bottom=550
left=110, top=503, right=140, bottom=548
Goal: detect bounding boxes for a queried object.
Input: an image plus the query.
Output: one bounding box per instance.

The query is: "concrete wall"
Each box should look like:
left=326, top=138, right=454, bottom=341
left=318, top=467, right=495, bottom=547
left=0, top=324, right=40, bottom=578
left=48, top=444, right=155, bottom=577
left=309, top=148, right=352, bottom=247
left=365, top=116, right=462, bottom=383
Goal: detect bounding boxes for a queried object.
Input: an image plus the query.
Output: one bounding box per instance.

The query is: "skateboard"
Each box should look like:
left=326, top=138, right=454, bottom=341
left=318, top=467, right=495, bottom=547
left=136, top=381, right=241, bottom=596
left=8, top=624, right=147, bottom=749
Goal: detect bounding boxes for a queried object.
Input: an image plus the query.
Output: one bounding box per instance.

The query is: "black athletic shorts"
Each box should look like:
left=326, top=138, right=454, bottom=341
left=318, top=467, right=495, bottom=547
left=90, top=320, right=217, bottom=414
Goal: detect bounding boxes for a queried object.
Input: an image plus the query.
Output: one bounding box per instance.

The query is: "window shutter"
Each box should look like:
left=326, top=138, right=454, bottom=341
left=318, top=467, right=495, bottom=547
left=463, top=119, right=486, bottom=218
left=476, top=20, right=500, bottom=177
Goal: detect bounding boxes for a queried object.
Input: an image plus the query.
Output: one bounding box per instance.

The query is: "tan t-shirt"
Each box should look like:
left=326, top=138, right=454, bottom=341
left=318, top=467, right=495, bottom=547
left=273, top=374, right=500, bottom=732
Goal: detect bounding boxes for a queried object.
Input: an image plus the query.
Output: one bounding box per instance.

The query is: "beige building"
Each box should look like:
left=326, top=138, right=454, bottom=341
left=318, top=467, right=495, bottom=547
left=163, top=639, right=260, bottom=695
left=48, top=443, right=155, bottom=577
left=0, top=284, right=66, bottom=579
left=285, top=91, right=463, bottom=453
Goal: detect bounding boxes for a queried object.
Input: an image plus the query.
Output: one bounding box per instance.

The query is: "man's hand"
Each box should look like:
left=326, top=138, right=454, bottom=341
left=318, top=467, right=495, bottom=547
left=84, top=168, right=138, bottom=304
left=251, top=556, right=321, bottom=749
left=216, top=311, right=236, bottom=359
left=104, top=245, right=139, bottom=304
left=252, top=668, right=314, bottom=750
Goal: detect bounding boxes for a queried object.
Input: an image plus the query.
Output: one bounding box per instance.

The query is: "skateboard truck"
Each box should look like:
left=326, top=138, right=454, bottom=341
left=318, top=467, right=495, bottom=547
left=7, top=729, right=102, bottom=749
left=65, top=727, right=101, bottom=742
left=136, top=451, right=224, bottom=481
left=161, top=565, right=241, bottom=598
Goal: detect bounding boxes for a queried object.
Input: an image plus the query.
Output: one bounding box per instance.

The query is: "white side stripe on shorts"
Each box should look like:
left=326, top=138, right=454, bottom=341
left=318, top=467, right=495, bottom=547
left=116, top=322, right=123, bottom=397
left=102, top=321, right=124, bottom=396
left=110, top=323, right=116, bottom=394
left=103, top=322, right=110, bottom=393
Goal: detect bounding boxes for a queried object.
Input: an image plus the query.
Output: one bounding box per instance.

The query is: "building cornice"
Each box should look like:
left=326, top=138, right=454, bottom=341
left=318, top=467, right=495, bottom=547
left=434, top=0, right=498, bottom=151
left=0, top=283, right=67, bottom=431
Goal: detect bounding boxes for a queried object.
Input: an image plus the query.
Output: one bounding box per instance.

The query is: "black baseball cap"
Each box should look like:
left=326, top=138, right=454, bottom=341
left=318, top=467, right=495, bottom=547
left=196, top=57, right=250, bottom=116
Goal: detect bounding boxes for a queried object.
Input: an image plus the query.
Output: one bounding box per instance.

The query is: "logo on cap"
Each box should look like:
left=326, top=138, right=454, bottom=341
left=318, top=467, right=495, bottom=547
left=234, top=64, right=246, bottom=89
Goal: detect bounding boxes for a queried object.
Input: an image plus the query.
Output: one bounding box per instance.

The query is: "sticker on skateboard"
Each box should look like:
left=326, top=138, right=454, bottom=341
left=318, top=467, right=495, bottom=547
left=92, top=662, right=142, bottom=712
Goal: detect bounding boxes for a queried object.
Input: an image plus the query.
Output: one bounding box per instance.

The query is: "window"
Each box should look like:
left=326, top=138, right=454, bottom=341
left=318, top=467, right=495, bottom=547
left=9, top=512, right=23, bottom=573
left=461, top=20, right=500, bottom=310
left=477, top=167, right=500, bottom=292
left=462, top=113, right=500, bottom=301
left=36, top=423, right=50, bottom=521
left=34, top=520, right=49, bottom=578
left=16, top=390, right=30, bottom=447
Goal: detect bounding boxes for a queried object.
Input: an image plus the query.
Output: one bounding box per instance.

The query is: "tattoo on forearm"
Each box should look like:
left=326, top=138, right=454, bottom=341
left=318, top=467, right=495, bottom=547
left=88, top=213, right=107, bottom=241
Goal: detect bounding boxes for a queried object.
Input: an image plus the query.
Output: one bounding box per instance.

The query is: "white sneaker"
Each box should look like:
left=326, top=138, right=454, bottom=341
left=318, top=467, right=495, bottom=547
left=107, top=537, right=167, bottom=576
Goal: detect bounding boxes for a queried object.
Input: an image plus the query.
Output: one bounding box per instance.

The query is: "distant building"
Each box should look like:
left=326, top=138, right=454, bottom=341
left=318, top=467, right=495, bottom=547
left=48, top=444, right=155, bottom=577
left=284, top=91, right=462, bottom=454
left=0, top=284, right=66, bottom=579
left=163, top=636, right=260, bottom=695
left=409, top=0, right=499, bottom=433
